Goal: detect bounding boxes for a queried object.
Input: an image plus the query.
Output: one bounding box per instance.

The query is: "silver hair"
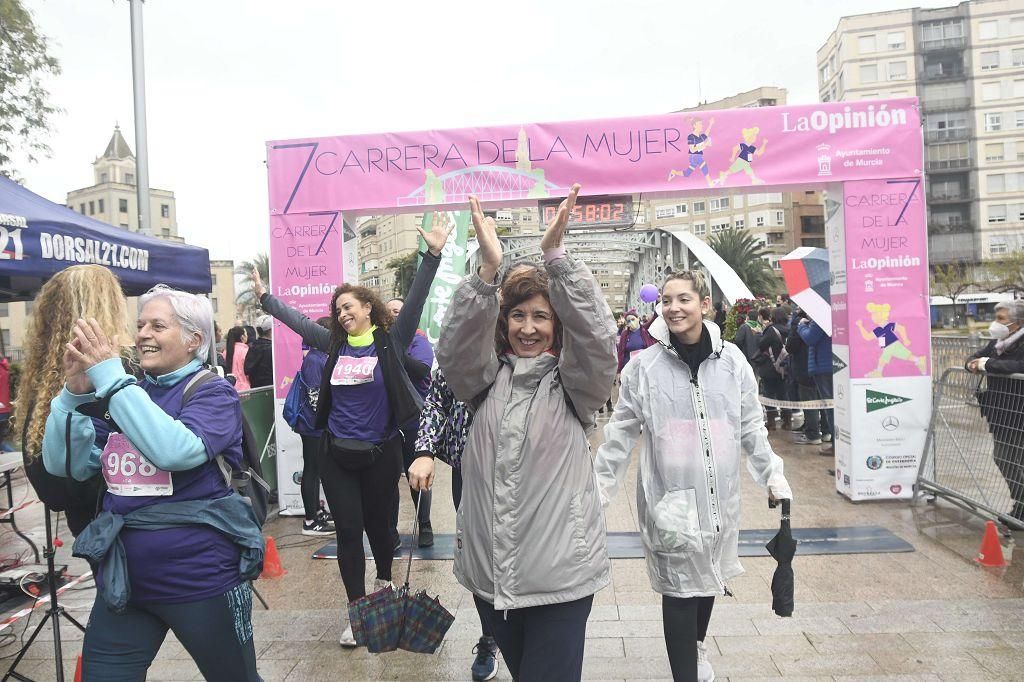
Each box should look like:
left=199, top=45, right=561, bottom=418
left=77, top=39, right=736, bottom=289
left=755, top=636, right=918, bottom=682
left=995, top=300, right=1024, bottom=324
left=138, top=285, right=215, bottom=365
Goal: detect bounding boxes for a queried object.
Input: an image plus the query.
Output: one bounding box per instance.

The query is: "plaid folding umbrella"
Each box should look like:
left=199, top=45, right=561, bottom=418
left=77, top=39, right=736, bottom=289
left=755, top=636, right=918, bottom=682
left=765, top=498, right=796, bottom=617
left=779, top=247, right=832, bottom=335
left=348, top=491, right=455, bottom=653
left=348, top=585, right=404, bottom=653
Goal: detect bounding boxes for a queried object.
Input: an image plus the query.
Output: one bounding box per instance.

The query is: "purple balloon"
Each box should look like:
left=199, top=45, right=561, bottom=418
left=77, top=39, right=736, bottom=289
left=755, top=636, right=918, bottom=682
left=640, top=284, right=659, bottom=303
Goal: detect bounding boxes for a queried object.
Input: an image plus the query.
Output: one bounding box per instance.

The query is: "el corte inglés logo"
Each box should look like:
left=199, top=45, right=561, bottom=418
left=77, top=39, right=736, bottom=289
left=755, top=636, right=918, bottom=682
left=865, top=389, right=911, bottom=413
left=832, top=354, right=847, bottom=374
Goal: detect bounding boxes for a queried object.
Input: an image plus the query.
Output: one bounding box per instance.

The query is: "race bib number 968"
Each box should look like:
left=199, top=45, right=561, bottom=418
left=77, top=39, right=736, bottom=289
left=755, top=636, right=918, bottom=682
left=101, top=433, right=173, bottom=496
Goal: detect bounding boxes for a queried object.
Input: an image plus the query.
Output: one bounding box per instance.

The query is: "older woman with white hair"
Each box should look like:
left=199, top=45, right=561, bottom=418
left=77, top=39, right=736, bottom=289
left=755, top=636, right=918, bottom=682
left=42, top=285, right=263, bottom=681
left=967, top=299, right=1024, bottom=523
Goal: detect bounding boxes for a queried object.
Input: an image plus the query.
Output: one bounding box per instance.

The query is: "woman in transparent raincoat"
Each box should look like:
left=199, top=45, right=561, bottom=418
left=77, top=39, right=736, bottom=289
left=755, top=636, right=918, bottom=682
left=594, top=270, right=792, bottom=682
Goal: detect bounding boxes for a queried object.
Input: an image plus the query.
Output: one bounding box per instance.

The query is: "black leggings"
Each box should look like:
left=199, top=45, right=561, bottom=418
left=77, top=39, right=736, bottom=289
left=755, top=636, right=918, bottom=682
left=300, top=434, right=321, bottom=520
left=663, top=595, right=715, bottom=682
left=82, top=583, right=259, bottom=681
left=474, top=594, right=592, bottom=681
left=318, top=435, right=402, bottom=601
left=452, top=466, right=463, bottom=511
left=400, top=425, right=431, bottom=525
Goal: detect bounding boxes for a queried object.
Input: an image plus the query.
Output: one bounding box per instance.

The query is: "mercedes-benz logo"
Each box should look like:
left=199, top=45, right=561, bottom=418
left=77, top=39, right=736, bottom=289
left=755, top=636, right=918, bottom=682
left=882, top=416, right=899, bottom=431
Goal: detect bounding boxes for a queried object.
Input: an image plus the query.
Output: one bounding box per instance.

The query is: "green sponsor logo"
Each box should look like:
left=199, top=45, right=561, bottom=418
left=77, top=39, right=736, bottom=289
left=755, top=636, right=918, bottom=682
left=865, top=389, right=911, bottom=413
left=832, top=353, right=847, bottom=374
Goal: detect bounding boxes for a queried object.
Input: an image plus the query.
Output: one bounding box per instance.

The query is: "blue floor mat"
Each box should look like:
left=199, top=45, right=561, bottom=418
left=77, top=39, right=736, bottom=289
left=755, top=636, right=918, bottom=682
left=311, top=526, right=913, bottom=560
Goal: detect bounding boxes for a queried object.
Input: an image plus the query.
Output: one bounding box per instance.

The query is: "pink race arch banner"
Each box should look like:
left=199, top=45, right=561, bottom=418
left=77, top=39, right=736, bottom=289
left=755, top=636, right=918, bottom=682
left=267, top=98, right=922, bottom=215
left=266, top=97, right=928, bottom=511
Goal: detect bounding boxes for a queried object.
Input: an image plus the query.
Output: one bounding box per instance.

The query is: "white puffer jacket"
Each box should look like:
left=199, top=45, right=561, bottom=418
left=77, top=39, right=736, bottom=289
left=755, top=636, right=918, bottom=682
left=594, top=319, right=792, bottom=598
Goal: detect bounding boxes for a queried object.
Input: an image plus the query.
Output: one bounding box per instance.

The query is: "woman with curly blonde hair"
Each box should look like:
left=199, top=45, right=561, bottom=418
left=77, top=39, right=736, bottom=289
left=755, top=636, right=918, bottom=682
left=13, top=265, right=131, bottom=534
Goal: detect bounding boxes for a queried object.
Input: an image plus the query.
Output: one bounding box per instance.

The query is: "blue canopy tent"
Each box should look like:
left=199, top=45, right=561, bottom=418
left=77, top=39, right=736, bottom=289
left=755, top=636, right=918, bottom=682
left=0, top=176, right=212, bottom=302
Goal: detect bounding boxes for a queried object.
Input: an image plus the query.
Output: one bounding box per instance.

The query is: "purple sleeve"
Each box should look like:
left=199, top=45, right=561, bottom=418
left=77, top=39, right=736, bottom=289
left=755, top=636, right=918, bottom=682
left=408, top=334, right=435, bottom=368
left=178, top=380, right=244, bottom=467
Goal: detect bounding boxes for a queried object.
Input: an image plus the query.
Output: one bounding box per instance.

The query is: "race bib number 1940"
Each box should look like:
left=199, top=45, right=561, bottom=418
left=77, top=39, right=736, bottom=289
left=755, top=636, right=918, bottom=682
left=101, top=433, right=173, bottom=497
left=331, top=355, right=378, bottom=386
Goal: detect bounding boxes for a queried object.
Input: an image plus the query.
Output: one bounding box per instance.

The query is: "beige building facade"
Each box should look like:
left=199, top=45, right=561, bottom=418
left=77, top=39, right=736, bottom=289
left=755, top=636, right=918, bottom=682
left=208, top=260, right=238, bottom=336
left=0, top=128, right=231, bottom=359
left=818, top=0, right=1024, bottom=263
left=66, top=126, right=181, bottom=241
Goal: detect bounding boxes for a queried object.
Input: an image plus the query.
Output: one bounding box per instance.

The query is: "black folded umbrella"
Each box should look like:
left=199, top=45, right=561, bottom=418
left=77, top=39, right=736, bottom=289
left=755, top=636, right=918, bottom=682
left=765, top=498, right=796, bottom=617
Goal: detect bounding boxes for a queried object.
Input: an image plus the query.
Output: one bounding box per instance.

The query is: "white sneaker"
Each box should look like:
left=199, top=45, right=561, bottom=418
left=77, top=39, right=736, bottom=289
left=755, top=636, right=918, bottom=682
left=339, top=624, right=357, bottom=648
left=373, top=578, right=394, bottom=592
left=696, top=640, right=715, bottom=681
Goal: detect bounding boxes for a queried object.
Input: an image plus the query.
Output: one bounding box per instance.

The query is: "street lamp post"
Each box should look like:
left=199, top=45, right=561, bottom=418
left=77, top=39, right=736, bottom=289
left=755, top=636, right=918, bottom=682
left=129, top=0, right=151, bottom=236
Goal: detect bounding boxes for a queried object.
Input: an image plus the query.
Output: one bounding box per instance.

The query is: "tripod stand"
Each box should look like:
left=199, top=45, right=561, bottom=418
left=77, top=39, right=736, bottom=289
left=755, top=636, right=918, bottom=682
left=3, top=507, right=86, bottom=682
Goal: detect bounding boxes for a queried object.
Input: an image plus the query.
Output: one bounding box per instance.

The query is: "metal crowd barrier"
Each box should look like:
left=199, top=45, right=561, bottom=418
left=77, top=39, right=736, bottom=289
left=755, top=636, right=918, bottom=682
left=915, top=367, right=1024, bottom=531
left=930, top=335, right=979, bottom=384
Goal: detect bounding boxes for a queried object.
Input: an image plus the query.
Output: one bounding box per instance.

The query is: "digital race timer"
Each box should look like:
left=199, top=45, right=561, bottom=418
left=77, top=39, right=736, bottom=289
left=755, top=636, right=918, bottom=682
left=538, top=194, right=635, bottom=230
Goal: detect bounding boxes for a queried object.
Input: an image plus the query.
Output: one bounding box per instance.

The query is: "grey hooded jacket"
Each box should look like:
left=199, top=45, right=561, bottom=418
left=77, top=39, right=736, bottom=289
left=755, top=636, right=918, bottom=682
left=436, top=256, right=617, bottom=610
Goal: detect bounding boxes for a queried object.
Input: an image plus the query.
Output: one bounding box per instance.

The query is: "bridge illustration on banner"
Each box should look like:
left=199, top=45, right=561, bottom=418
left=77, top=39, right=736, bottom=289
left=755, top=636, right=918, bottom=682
left=397, top=165, right=564, bottom=207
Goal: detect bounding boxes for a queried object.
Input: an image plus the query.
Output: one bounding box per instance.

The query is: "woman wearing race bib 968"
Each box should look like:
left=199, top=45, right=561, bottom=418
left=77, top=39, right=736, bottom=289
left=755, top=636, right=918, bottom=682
left=43, top=285, right=264, bottom=681
left=251, top=213, right=453, bottom=647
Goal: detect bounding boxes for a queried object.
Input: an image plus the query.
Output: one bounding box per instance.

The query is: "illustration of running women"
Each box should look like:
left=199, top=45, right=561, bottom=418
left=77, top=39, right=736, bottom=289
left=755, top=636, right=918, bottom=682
left=715, top=127, right=768, bottom=186
left=854, top=302, right=928, bottom=377
left=668, top=117, right=715, bottom=187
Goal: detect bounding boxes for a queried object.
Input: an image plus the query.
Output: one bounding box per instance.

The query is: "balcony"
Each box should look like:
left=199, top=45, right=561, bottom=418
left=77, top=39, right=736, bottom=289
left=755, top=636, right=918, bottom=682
left=928, top=231, right=978, bottom=263
left=927, top=189, right=974, bottom=203
left=923, top=97, right=971, bottom=112
left=928, top=220, right=973, bottom=235
left=927, top=157, right=971, bottom=171
left=919, top=36, right=966, bottom=52
left=922, top=68, right=966, bottom=82
left=926, top=128, right=970, bottom=142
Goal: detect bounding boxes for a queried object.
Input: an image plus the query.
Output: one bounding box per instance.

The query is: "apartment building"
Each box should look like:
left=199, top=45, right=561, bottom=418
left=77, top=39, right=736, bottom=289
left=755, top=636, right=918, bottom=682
left=817, top=0, right=1024, bottom=263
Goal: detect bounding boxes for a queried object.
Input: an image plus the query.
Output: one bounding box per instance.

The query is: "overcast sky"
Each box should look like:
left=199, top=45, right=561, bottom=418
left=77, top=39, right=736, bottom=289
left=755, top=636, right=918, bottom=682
left=17, top=0, right=952, bottom=264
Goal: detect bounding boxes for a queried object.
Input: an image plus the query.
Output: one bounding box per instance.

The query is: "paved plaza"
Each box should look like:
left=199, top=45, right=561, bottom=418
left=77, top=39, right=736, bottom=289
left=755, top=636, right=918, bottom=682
left=2, top=420, right=1023, bottom=681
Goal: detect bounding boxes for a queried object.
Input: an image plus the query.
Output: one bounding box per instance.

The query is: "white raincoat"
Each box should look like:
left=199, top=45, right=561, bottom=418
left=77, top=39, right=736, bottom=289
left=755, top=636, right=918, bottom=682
left=594, top=319, right=792, bottom=598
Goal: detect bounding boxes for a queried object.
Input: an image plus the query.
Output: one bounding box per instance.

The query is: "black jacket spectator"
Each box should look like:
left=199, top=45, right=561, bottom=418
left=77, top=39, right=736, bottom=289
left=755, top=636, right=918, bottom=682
left=969, top=335, right=1024, bottom=447
left=244, top=337, right=274, bottom=388
left=785, top=319, right=813, bottom=386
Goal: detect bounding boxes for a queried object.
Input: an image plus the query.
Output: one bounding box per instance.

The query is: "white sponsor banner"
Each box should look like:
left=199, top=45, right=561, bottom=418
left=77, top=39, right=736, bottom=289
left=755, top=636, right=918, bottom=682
left=846, top=376, right=931, bottom=500
left=275, top=399, right=305, bottom=516
left=832, top=344, right=853, bottom=497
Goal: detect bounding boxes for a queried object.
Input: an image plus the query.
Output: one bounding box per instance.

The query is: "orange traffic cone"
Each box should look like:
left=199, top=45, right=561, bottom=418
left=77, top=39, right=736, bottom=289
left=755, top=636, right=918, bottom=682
left=74, top=654, right=83, bottom=682
left=261, top=535, right=286, bottom=578
left=975, top=520, right=1007, bottom=567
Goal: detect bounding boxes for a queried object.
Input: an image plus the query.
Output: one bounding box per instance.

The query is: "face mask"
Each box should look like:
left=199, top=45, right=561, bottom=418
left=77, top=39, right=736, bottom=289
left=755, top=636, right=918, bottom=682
left=626, top=318, right=640, bottom=330
left=989, top=321, right=1012, bottom=340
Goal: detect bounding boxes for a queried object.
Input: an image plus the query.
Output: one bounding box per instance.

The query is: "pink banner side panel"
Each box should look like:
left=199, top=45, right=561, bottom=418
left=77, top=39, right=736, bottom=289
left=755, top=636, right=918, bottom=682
left=843, top=179, right=931, bottom=380
left=268, top=212, right=344, bottom=398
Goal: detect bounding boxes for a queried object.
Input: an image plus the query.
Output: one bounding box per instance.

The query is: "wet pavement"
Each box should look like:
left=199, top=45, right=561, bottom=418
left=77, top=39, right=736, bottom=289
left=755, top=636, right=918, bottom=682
left=1, top=414, right=1022, bottom=681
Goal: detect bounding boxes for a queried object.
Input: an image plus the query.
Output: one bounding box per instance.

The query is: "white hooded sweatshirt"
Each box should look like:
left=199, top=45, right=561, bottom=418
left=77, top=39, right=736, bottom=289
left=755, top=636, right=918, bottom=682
left=594, top=319, right=792, bottom=598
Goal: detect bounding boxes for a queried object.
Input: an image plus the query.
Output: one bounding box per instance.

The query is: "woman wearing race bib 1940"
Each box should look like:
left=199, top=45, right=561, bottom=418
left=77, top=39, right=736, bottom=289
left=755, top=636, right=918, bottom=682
left=43, top=286, right=264, bottom=682
left=251, top=213, right=453, bottom=647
